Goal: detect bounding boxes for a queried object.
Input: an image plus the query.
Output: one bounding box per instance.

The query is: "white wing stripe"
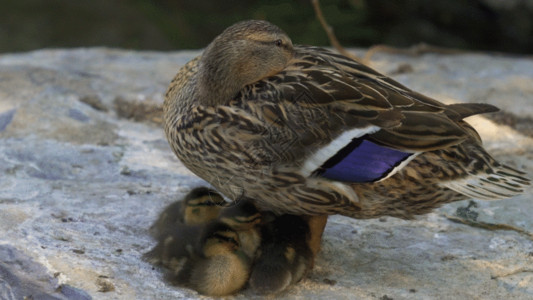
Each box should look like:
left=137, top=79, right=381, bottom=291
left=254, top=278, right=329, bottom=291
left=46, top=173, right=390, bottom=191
left=300, top=126, right=380, bottom=177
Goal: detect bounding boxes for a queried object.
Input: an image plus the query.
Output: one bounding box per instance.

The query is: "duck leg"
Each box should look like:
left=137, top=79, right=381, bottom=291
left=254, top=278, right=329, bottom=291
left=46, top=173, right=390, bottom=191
left=304, top=215, right=328, bottom=268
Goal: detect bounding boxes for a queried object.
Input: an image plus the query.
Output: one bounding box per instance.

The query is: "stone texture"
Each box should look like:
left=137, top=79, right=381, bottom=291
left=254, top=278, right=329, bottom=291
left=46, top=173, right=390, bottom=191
left=0, top=48, right=532, bottom=299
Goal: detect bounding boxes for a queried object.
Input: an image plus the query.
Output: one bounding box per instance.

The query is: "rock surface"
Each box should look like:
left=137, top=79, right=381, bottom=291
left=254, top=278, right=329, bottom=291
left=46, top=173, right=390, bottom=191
left=0, top=48, right=532, bottom=299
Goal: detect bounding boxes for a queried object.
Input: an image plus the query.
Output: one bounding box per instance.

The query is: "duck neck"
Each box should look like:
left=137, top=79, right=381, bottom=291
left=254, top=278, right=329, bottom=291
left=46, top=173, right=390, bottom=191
left=197, top=47, right=246, bottom=106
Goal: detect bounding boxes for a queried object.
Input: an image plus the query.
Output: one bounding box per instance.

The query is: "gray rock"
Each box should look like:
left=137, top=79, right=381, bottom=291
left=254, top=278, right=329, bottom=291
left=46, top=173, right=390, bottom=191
left=0, top=48, right=531, bottom=299
left=0, top=245, right=91, bottom=300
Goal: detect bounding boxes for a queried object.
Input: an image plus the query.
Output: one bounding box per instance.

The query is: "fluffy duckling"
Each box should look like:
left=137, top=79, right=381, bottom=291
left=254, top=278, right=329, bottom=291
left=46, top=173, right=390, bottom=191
left=163, top=19, right=529, bottom=222
left=181, top=187, right=227, bottom=226
left=143, top=222, right=200, bottom=270
left=249, top=213, right=313, bottom=294
left=180, top=221, right=252, bottom=296
left=149, top=187, right=226, bottom=239
left=218, top=199, right=262, bottom=259
left=145, top=220, right=253, bottom=296
left=146, top=192, right=263, bottom=296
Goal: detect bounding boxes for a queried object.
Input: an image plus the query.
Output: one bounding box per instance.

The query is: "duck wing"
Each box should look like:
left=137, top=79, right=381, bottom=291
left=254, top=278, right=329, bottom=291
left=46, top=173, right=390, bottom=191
left=235, top=45, right=501, bottom=184
left=286, top=46, right=500, bottom=151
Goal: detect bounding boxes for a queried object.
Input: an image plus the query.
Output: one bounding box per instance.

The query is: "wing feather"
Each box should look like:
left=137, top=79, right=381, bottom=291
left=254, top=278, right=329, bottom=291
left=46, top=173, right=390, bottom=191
left=232, top=45, right=513, bottom=187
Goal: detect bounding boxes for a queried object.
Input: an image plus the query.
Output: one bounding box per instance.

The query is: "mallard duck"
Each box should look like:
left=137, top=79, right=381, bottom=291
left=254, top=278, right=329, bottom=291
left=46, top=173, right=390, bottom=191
left=164, top=19, right=530, bottom=254
left=249, top=213, right=313, bottom=294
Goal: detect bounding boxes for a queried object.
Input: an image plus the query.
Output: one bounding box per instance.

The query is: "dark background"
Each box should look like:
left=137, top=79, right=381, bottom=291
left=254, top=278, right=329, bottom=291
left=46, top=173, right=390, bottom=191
left=2, top=0, right=532, bottom=54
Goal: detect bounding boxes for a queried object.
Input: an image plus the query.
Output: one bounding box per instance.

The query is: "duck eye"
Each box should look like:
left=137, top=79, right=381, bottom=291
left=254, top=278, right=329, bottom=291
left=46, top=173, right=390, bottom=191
left=274, top=39, right=283, bottom=47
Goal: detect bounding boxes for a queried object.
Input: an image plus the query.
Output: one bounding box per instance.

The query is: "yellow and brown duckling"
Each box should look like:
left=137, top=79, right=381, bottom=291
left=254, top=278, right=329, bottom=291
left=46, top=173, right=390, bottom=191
left=145, top=221, right=253, bottom=296
left=249, top=213, right=314, bottom=294
left=181, top=187, right=227, bottom=226
left=164, top=20, right=529, bottom=219
left=177, top=221, right=253, bottom=296
left=149, top=187, right=226, bottom=239
left=218, top=199, right=263, bottom=259
left=144, top=221, right=202, bottom=272
left=145, top=190, right=263, bottom=296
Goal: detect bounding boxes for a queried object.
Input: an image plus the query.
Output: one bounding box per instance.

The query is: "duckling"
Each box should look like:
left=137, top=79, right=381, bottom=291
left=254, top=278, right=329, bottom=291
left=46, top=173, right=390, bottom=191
left=218, top=199, right=262, bottom=259
left=149, top=187, right=226, bottom=239
left=184, top=221, right=252, bottom=296
left=146, top=193, right=263, bottom=295
left=249, top=213, right=313, bottom=294
left=143, top=222, right=200, bottom=270
left=145, top=220, right=253, bottom=296
left=181, top=187, right=227, bottom=226
left=164, top=20, right=529, bottom=243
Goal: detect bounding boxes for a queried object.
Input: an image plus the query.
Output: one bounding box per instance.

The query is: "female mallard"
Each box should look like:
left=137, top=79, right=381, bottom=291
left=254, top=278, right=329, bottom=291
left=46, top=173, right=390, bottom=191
left=163, top=20, right=529, bottom=220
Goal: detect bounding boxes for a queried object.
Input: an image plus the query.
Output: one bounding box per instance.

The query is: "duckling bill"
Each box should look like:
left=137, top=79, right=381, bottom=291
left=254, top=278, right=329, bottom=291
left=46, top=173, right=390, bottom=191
left=164, top=19, right=529, bottom=220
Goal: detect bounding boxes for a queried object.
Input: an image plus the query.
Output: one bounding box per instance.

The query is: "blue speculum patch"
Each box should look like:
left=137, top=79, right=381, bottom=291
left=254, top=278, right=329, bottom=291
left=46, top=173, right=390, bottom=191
left=313, top=138, right=412, bottom=183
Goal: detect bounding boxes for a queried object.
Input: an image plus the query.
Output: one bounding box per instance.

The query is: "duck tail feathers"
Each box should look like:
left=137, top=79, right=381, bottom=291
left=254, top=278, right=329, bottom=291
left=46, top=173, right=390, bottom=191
left=445, top=103, right=499, bottom=120
left=441, top=163, right=530, bottom=200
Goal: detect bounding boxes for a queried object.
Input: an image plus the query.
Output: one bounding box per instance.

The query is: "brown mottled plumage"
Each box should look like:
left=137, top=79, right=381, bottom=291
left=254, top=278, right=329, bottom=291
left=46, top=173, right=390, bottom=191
left=164, top=20, right=529, bottom=221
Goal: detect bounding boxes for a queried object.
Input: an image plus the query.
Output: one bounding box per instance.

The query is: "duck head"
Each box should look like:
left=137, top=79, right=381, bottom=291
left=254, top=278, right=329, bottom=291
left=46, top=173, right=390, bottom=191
left=198, top=20, right=294, bottom=106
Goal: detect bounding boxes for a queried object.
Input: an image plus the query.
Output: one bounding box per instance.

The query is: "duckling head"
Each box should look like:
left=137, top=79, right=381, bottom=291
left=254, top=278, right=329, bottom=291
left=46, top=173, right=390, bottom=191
left=218, top=199, right=262, bottom=231
left=200, top=222, right=241, bottom=257
left=183, top=187, right=227, bottom=225
left=198, top=20, right=294, bottom=105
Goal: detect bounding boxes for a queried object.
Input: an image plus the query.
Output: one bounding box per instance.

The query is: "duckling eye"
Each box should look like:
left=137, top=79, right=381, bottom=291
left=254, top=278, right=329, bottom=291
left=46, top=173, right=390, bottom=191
left=274, top=39, right=283, bottom=47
